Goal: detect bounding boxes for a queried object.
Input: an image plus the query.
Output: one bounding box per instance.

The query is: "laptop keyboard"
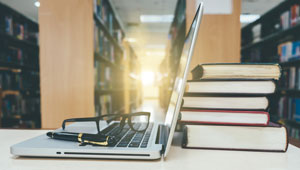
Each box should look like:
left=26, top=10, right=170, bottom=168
left=101, top=122, right=153, bottom=148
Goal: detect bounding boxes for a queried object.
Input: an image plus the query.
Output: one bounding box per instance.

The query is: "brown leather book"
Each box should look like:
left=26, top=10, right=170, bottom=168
left=182, top=123, right=288, bottom=152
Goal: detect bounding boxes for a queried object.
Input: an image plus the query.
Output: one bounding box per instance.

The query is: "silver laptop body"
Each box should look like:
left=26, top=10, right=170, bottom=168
left=10, top=3, right=204, bottom=160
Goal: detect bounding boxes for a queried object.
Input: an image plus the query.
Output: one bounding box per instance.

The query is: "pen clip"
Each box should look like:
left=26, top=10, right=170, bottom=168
left=77, top=133, right=112, bottom=146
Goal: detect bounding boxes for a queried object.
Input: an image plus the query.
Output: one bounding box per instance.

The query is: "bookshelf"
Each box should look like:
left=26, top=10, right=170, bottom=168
left=123, top=41, right=142, bottom=113
left=159, top=0, right=241, bottom=108
left=93, top=0, right=141, bottom=116
left=0, top=2, right=40, bottom=128
left=241, top=0, right=300, bottom=141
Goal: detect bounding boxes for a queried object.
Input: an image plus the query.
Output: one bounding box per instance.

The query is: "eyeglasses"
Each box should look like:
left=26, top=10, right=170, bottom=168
left=62, top=112, right=150, bottom=135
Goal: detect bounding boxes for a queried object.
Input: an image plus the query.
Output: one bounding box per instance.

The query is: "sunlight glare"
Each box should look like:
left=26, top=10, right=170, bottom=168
left=141, top=71, right=155, bottom=86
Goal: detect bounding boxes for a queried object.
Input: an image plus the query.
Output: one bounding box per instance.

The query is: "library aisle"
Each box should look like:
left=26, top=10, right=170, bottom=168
left=138, top=99, right=165, bottom=122
left=1, top=0, right=300, bottom=163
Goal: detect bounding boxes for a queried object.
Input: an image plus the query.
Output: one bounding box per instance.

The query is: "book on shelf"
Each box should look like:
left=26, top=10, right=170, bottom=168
left=108, top=13, right=113, bottom=35
left=95, top=94, right=112, bottom=116
left=180, top=109, right=270, bottom=126
left=94, top=0, right=101, bottom=15
left=297, top=67, right=300, bottom=90
left=291, top=4, right=300, bottom=27
left=5, top=15, right=13, bottom=35
left=99, top=31, right=104, bottom=56
left=110, top=45, right=115, bottom=62
left=3, top=14, right=38, bottom=44
left=94, top=24, right=100, bottom=54
left=182, top=123, right=288, bottom=152
left=280, top=4, right=300, bottom=30
left=100, top=95, right=112, bottom=115
left=280, top=10, right=291, bottom=30
left=185, top=80, right=276, bottom=94
left=94, top=60, right=100, bottom=90
left=191, top=63, right=281, bottom=80
left=294, top=98, right=300, bottom=122
left=2, top=93, right=40, bottom=127
left=0, top=70, right=30, bottom=90
left=278, top=41, right=300, bottom=62
left=279, top=67, right=300, bottom=90
left=278, top=97, right=300, bottom=121
left=182, top=96, right=269, bottom=110
left=94, top=62, right=112, bottom=89
left=14, top=23, right=24, bottom=40
left=252, top=24, right=261, bottom=43
left=114, top=29, right=122, bottom=44
left=289, top=67, right=296, bottom=89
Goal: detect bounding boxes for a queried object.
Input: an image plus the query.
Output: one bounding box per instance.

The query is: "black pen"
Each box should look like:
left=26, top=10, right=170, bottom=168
left=46, top=131, right=115, bottom=146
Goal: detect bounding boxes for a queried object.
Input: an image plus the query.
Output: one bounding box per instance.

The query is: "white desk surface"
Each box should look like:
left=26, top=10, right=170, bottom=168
left=1, top=129, right=300, bottom=170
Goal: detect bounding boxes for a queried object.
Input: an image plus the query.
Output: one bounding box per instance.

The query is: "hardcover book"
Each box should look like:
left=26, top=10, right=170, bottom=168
left=182, top=123, right=288, bottom=152
left=180, top=109, right=269, bottom=126
left=185, top=80, right=276, bottom=94
left=182, top=96, right=269, bottom=110
left=191, top=63, right=281, bottom=80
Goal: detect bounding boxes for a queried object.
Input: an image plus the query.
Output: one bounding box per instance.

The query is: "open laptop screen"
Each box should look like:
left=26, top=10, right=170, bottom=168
left=163, top=4, right=203, bottom=157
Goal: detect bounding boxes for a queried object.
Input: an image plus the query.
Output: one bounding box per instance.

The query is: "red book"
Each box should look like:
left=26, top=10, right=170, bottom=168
left=180, top=109, right=270, bottom=126
left=291, top=5, right=299, bottom=26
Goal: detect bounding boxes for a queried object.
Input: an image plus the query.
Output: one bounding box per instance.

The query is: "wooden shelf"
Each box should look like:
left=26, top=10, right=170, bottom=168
left=2, top=89, right=40, bottom=97
left=276, top=89, right=300, bottom=97
left=94, top=52, right=125, bottom=71
left=95, top=89, right=125, bottom=95
left=0, top=61, right=39, bottom=71
left=94, top=14, right=123, bottom=52
left=280, top=59, right=300, bottom=67
left=94, top=52, right=115, bottom=66
left=242, top=23, right=300, bottom=52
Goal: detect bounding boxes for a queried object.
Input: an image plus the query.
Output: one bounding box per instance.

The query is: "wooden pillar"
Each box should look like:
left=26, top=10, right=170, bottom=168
left=39, top=0, right=94, bottom=128
left=186, top=0, right=241, bottom=77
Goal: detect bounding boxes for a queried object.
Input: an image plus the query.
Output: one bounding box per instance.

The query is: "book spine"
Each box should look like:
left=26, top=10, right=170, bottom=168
left=182, top=125, right=288, bottom=152
left=184, top=92, right=273, bottom=97
left=181, top=107, right=269, bottom=112
left=179, top=121, right=269, bottom=126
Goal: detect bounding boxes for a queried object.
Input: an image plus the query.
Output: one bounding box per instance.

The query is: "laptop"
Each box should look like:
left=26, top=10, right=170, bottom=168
left=10, top=3, right=204, bottom=160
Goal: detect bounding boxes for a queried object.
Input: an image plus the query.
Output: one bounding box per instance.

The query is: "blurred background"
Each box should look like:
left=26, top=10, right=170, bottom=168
left=0, top=0, right=299, bottom=142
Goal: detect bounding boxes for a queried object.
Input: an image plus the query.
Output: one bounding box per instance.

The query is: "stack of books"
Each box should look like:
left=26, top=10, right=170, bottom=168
left=180, top=63, right=288, bottom=152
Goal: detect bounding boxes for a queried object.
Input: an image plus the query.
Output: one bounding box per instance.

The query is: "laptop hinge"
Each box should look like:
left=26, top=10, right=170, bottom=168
left=156, top=124, right=169, bottom=155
